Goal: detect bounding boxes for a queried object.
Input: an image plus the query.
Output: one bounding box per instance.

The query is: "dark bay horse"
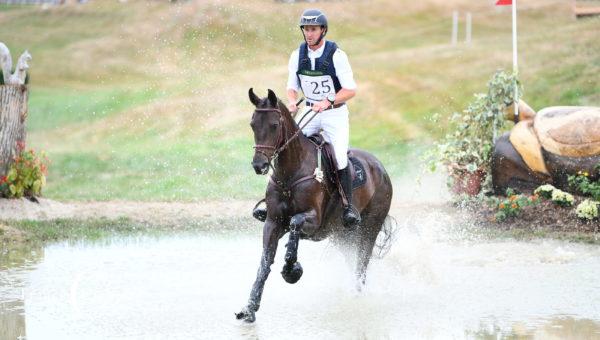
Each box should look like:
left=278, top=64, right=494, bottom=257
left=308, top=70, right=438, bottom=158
left=235, top=88, right=394, bottom=323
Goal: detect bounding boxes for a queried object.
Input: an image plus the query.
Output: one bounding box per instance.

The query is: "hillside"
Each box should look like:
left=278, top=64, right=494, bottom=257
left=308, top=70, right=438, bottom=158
left=0, top=0, right=597, bottom=200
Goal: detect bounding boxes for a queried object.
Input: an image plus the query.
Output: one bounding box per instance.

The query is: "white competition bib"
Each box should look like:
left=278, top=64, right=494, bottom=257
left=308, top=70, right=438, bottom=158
left=298, top=74, right=335, bottom=103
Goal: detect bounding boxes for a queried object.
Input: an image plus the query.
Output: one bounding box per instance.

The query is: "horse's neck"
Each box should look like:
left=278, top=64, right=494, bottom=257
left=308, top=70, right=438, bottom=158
left=273, top=115, right=313, bottom=181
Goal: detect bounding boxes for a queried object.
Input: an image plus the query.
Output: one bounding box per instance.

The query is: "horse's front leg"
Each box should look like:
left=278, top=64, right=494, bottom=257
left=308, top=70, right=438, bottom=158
left=236, top=219, right=283, bottom=323
left=281, top=209, right=319, bottom=284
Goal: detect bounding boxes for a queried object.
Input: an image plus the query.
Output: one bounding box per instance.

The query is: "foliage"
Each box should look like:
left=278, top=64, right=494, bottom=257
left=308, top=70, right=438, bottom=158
left=575, top=199, right=599, bottom=221
left=550, top=189, right=574, bottom=207
left=0, top=143, right=49, bottom=199
left=568, top=168, right=600, bottom=201
left=534, top=184, right=556, bottom=200
left=490, top=188, right=540, bottom=222
left=533, top=184, right=575, bottom=207
left=426, top=70, right=521, bottom=176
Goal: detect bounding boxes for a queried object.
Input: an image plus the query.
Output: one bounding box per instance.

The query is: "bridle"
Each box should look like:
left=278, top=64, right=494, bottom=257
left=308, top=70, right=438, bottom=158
left=252, top=99, right=319, bottom=171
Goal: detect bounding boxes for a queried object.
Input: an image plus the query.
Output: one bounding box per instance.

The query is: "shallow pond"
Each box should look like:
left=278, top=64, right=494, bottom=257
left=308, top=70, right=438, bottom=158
left=2, top=215, right=600, bottom=339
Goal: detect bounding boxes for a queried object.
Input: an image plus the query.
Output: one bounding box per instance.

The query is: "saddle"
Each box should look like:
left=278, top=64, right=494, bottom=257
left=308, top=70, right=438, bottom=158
left=308, top=133, right=367, bottom=191
left=509, top=105, right=600, bottom=175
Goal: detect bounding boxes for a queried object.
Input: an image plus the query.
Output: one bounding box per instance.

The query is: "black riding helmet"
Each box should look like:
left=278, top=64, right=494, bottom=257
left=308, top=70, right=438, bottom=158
left=299, top=9, right=328, bottom=46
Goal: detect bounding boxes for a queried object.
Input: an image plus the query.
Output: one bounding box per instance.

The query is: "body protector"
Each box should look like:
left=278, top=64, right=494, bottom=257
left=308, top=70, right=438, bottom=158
left=296, top=41, right=342, bottom=105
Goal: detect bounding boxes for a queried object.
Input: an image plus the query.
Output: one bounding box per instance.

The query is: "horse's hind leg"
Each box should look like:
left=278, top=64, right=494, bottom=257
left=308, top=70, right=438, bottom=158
left=355, top=219, right=381, bottom=290
left=354, top=203, right=390, bottom=290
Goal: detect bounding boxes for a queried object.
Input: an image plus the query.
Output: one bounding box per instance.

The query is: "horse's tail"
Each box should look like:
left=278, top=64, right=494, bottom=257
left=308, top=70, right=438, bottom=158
left=373, top=215, right=397, bottom=259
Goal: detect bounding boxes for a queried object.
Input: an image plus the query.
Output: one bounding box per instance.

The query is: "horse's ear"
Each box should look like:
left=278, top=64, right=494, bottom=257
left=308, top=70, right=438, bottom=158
left=267, top=89, right=278, bottom=108
left=248, top=88, right=260, bottom=107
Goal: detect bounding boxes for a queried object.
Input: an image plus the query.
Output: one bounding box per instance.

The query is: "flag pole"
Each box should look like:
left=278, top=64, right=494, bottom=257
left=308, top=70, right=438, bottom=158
left=512, top=0, right=519, bottom=120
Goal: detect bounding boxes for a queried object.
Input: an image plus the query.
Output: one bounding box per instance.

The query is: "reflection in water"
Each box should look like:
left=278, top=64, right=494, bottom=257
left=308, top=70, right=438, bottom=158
left=1, top=300, right=26, bottom=340
left=471, top=317, right=600, bottom=339
left=1, top=242, right=43, bottom=340
left=1, top=222, right=600, bottom=338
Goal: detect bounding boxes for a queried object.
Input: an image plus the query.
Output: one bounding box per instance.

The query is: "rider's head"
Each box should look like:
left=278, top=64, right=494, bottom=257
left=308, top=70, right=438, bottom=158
left=299, top=9, right=328, bottom=47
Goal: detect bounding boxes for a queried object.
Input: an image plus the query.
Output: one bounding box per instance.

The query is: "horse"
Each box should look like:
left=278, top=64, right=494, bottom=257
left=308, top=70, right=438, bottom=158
left=235, top=88, right=394, bottom=323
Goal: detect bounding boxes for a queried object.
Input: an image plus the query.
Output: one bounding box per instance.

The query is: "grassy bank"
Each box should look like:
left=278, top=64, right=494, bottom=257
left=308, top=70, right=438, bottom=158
left=0, top=215, right=258, bottom=246
left=0, top=0, right=597, bottom=200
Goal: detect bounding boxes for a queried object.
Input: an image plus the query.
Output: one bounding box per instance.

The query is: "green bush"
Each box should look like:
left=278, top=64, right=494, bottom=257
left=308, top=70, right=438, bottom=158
left=575, top=199, right=599, bottom=221
left=491, top=188, right=540, bottom=221
left=0, top=144, right=49, bottom=199
left=568, top=168, right=600, bottom=201
left=426, top=70, right=521, bottom=181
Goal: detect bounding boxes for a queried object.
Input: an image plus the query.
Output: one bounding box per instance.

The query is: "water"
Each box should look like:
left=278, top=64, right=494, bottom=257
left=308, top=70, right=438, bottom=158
left=2, top=221, right=600, bottom=339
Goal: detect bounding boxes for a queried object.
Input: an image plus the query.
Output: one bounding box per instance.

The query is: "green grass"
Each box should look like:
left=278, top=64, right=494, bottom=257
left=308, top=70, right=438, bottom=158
left=1, top=215, right=259, bottom=247
left=0, top=0, right=597, bottom=201
left=27, top=86, right=164, bottom=131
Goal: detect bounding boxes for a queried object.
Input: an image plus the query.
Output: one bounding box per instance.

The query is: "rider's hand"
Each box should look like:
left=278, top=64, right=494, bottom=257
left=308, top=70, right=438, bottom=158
left=287, top=102, right=298, bottom=114
left=312, top=99, right=331, bottom=113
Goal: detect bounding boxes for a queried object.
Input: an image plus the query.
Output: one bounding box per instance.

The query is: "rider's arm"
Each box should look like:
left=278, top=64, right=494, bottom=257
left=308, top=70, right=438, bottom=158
left=286, top=49, right=300, bottom=113
left=331, top=88, right=355, bottom=106
left=332, top=49, right=357, bottom=105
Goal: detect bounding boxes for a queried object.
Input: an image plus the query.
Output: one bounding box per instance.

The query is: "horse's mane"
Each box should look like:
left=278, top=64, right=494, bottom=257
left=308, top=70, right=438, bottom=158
left=276, top=99, right=300, bottom=135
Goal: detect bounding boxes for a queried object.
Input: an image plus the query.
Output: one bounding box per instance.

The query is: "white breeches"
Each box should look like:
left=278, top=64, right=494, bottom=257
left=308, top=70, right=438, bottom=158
left=296, top=105, right=350, bottom=170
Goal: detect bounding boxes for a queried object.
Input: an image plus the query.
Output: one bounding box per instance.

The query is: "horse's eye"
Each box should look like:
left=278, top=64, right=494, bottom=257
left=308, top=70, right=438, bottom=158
left=270, top=122, right=279, bottom=129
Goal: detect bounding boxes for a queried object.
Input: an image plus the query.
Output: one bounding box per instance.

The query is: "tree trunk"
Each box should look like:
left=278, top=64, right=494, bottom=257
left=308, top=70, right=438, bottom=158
left=0, top=85, right=28, bottom=177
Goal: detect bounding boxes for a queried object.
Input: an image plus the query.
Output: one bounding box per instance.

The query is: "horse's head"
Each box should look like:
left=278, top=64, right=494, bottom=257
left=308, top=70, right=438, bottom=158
left=249, top=88, right=285, bottom=175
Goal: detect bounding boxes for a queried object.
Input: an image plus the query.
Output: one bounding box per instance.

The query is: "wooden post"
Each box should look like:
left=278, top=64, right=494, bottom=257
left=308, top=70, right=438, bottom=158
left=465, top=12, right=472, bottom=44
left=451, top=11, right=459, bottom=45
left=0, top=85, right=28, bottom=177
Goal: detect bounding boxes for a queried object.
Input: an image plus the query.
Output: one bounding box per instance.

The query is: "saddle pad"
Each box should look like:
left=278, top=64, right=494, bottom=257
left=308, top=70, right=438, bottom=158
left=534, top=106, right=600, bottom=158
left=509, top=120, right=549, bottom=175
left=349, top=156, right=367, bottom=190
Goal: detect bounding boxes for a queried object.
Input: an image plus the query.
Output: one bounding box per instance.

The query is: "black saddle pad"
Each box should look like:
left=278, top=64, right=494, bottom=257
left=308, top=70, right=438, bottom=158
left=349, top=156, right=367, bottom=190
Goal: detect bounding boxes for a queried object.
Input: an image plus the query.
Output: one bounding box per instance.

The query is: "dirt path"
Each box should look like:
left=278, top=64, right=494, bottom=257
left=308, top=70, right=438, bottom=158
left=0, top=196, right=450, bottom=226
left=0, top=174, right=452, bottom=225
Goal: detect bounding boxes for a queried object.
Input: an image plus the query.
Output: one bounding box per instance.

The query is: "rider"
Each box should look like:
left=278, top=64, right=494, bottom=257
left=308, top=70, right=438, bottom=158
left=253, top=8, right=361, bottom=228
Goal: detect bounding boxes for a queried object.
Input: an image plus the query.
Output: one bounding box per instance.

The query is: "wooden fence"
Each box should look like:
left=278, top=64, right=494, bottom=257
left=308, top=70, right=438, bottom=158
left=573, top=0, right=600, bottom=18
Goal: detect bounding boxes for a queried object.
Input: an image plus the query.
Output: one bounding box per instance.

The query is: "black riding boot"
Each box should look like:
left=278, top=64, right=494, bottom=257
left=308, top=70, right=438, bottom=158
left=338, top=166, right=361, bottom=228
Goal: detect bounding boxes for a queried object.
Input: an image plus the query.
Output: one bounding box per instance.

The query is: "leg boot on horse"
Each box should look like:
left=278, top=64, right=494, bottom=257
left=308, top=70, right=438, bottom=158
left=338, top=166, right=361, bottom=228
left=252, top=199, right=267, bottom=222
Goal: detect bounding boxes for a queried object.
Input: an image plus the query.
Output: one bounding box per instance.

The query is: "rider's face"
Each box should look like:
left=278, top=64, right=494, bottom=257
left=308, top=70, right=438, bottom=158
left=302, top=25, right=324, bottom=45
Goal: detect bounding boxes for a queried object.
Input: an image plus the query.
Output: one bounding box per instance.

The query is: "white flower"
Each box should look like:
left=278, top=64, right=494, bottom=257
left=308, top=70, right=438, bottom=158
left=576, top=200, right=599, bottom=220
left=534, top=184, right=556, bottom=199
left=551, top=189, right=574, bottom=207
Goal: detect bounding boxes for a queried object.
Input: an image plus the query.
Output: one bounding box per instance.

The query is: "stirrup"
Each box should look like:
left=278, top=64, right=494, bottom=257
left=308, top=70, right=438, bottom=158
left=252, top=199, right=267, bottom=222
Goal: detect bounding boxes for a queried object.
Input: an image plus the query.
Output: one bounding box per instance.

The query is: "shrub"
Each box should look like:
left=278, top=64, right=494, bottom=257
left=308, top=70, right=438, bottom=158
left=492, top=188, right=540, bottom=221
left=0, top=146, right=49, bottom=199
left=551, top=189, right=574, bottom=207
left=426, top=70, right=521, bottom=179
left=534, top=184, right=556, bottom=200
left=568, top=169, right=600, bottom=201
left=575, top=200, right=599, bottom=221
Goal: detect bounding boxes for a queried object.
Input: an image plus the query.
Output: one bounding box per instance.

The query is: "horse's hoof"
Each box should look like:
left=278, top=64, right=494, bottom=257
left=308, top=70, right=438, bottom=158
left=235, top=307, right=256, bottom=323
left=281, top=262, right=303, bottom=284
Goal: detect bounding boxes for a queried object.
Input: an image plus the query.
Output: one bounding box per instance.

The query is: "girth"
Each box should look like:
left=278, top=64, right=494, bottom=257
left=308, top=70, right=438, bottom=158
left=269, top=174, right=316, bottom=198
